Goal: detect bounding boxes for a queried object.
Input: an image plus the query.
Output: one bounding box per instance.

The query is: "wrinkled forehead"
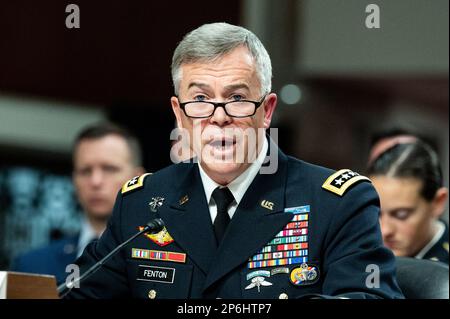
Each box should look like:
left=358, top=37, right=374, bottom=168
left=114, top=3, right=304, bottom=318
left=180, top=44, right=254, bottom=67
left=177, top=49, right=260, bottom=94
left=179, top=47, right=256, bottom=76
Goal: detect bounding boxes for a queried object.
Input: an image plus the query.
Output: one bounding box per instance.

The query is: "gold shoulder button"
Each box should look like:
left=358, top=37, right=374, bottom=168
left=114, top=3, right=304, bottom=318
left=121, top=173, right=152, bottom=194
left=322, top=169, right=370, bottom=196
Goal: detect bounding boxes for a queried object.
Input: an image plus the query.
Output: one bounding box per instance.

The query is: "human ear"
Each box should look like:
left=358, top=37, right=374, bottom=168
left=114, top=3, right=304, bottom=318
left=431, top=187, right=448, bottom=219
left=263, top=93, right=277, bottom=129
left=171, top=96, right=184, bottom=130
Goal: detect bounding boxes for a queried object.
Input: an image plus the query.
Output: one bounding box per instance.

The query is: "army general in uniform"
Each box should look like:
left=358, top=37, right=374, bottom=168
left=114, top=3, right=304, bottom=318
left=66, top=23, right=404, bottom=299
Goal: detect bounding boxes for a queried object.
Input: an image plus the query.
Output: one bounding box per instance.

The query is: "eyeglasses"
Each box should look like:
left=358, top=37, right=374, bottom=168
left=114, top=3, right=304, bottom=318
left=178, top=95, right=266, bottom=118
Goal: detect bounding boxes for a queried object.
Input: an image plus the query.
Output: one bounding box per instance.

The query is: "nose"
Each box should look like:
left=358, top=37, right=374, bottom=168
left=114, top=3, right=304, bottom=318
left=380, top=215, right=395, bottom=240
left=89, top=168, right=104, bottom=188
left=209, top=105, right=232, bottom=127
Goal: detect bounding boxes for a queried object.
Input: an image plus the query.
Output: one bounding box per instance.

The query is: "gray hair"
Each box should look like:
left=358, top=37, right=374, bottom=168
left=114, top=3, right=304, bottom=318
left=171, top=22, right=272, bottom=96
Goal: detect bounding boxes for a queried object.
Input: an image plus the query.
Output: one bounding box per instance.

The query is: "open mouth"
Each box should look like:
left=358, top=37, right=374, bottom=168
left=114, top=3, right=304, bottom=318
left=209, top=138, right=236, bottom=150
left=206, top=137, right=237, bottom=160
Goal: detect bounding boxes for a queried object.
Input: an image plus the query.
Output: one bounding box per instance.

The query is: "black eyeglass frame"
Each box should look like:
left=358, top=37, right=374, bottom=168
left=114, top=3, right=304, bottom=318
left=178, top=95, right=267, bottom=119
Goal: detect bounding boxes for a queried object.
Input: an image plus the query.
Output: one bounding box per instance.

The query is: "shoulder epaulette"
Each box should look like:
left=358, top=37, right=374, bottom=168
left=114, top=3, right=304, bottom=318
left=322, top=169, right=370, bottom=196
left=121, top=173, right=152, bottom=194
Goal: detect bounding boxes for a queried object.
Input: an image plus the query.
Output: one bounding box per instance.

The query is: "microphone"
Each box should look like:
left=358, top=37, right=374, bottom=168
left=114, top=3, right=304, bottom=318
left=58, top=218, right=165, bottom=297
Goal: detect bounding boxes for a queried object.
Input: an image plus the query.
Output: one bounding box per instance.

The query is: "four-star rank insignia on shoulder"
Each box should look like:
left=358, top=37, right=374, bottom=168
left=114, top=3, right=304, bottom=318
left=322, top=169, right=370, bottom=196
left=121, top=173, right=152, bottom=195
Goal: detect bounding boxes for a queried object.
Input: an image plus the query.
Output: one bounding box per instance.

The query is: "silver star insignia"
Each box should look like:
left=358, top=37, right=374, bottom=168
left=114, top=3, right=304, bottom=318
left=128, top=177, right=138, bottom=185
left=334, top=178, right=344, bottom=186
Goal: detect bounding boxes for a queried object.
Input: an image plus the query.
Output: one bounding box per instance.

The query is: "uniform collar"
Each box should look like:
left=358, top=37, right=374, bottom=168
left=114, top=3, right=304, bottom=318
left=415, top=219, right=446, bottom=259
left=198, top=137, right=268, bottom=207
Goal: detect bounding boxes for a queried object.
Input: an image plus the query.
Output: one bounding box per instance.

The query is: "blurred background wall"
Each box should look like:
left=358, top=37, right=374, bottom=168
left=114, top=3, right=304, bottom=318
left=0, top=0, right=448, bottom=268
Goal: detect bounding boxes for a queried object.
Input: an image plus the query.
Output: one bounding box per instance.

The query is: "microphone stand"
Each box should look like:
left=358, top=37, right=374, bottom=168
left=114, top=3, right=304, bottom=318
left=58, top=218, right=164, bottom=298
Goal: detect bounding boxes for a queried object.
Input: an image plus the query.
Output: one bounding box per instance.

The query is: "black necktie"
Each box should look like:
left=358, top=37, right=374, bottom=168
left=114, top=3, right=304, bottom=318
left=212, top=187, right=234, bottom=244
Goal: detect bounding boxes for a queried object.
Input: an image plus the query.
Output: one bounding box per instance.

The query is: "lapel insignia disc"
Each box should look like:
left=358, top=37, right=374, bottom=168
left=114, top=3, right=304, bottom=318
left=149, top=197, right=165, bottom=212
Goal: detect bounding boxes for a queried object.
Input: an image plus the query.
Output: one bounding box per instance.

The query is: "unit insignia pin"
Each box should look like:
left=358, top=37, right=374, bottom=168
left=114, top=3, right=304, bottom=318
left=149, top=197, right=165, bottom=212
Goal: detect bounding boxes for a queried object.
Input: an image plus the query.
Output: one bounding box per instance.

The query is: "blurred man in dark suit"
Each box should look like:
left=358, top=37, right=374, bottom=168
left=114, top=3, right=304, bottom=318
left=12, top=123, right=144, bottom=283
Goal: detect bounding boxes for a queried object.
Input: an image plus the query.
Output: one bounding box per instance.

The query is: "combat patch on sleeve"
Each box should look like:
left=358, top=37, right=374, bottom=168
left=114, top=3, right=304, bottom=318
left=121, top=173, right=152, bottom=194
left=322, top=169, right=370, bottom=196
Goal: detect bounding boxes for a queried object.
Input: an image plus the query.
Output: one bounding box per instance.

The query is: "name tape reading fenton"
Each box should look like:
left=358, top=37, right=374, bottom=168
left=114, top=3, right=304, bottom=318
left=137, top=265, right=175, bottom=284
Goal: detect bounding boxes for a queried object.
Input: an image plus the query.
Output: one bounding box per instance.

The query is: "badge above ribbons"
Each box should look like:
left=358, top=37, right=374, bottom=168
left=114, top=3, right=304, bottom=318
left=139, top=226, right=174, bottom=247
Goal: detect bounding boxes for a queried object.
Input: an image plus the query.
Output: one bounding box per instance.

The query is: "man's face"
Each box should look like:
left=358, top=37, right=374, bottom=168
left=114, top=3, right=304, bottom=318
left=171, top=46, right=277, bottom=185
left=73, top=135, right=139, bottom=220
left=371, top=176, right=436, bottom=257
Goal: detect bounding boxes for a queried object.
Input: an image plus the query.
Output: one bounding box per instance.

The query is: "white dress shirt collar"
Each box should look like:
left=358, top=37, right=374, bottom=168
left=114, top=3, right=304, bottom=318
left=198, top=138, right=268, bottom=222
left=76, top=217, right=98, bottom=258
left=415, top=219, right=446, bottom=259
